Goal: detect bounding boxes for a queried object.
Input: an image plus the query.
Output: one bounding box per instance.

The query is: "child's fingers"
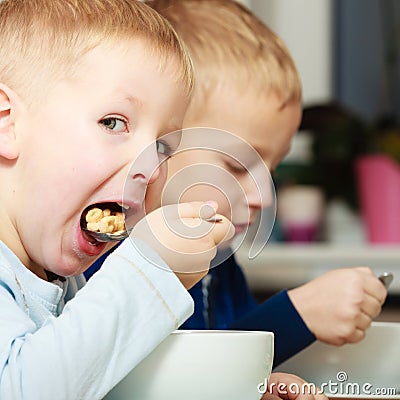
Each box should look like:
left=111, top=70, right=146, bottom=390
left=199, top=201, right=219, bottom=220
left=207, top=214, right=235, bottom=245
left=353, top=267, right=387, bottom=305
left=168, top=201, right=234, bottom=245
left=175, top=201, right=218, bottom=220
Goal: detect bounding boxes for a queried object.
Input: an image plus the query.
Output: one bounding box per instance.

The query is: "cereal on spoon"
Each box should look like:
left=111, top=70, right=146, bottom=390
left=86, top=207, right=125, bottom=235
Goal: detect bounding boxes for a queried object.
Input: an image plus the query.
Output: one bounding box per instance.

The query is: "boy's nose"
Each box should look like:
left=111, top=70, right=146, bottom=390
left=246, top=189, right=264, bottom=210
left=245, top=163, right=274, bottom=209
left=129, top=143, right=161, bottom=185
left=245, top=178, right=274, bottom=210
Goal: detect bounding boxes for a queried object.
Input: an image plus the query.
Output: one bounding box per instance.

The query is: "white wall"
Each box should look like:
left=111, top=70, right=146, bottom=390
left=249, top=0, right=334, bottom=106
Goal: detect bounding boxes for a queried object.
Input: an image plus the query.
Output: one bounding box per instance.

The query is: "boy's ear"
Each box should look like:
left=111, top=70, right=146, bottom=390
left=0, top=83, right=20, bottom=160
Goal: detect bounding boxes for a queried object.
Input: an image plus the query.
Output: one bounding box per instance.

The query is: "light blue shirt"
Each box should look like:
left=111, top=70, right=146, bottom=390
left=0, top=239, right=193, bottom=400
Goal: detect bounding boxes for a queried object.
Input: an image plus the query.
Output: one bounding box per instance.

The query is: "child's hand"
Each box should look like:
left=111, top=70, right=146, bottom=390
left=262, top=372, right=328, bottom=400
left=131, top=201, right=234, bottom=289
left=288, top=267, right=387, bottom=345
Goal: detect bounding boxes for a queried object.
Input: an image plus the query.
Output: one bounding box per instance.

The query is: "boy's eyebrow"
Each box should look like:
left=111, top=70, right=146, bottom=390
left=119, top=92, right=181, bottom=137
left=111, top=91, right=142, bottom=110
left=123, top=94, right=142, bottom=108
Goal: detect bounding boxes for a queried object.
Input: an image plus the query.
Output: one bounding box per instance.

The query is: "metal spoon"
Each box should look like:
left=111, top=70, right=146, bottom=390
left=378, top=272, right=394, bottom=289
left=82, top=216, right=223, bottom=243
left=204, top=216, right=223, bottom=223
left=81, top=227, right=133, bottom=242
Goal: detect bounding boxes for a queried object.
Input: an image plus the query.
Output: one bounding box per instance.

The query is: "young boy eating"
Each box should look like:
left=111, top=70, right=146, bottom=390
left=0, top=0, right=234, bottom=398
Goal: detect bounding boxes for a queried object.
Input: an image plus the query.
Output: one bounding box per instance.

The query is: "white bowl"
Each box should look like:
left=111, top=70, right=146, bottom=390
left=277, top=322, right=400, bottom=399
left=105, top=330, right=274, bottom=400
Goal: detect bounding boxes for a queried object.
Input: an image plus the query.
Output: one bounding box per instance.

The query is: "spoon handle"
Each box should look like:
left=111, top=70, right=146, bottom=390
left=204, top=216, right=223, bottom=223
left=378, top=272, right=394, bottom=289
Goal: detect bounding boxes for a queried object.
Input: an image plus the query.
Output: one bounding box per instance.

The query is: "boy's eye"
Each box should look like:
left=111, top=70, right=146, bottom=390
left=156, top=140, right=173, bottom=160
left=100, top=117, right=128, bottom=133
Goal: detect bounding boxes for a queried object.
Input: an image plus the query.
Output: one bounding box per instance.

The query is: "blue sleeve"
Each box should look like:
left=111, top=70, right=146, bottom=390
left=181, top=254, right=258, bottom=330
left=229, top=289, right=316, bottom=367
left=180, top=279, right=207, bottom=329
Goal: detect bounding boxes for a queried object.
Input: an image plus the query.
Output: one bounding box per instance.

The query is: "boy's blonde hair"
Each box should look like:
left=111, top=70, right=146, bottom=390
left=0, top=0, right=193, bottom=103
left=146, top=0, right=302, bottom=108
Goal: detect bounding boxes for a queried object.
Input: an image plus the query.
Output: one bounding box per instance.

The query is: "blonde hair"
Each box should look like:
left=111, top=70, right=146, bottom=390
left=0, top=0, right=193, bottom=103
left=146, top=0, right=302, bottom=108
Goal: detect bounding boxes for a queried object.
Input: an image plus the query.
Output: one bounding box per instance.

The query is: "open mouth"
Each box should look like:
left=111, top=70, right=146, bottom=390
left=80, top=202, right=130, bottom=245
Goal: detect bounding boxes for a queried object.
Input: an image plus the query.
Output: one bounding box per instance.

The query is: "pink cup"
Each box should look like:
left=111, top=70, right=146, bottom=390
left=277, top=185, right=324, bottom=243
left=356, top=155, right=400, bottom=243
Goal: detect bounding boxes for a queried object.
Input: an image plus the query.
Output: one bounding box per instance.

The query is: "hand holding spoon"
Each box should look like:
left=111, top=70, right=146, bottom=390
left=378, top=272, right=394, bottom=289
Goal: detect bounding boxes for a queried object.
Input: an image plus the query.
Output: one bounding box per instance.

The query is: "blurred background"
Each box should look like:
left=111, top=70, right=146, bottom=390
left=235, top=0, right=400, bottom=321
